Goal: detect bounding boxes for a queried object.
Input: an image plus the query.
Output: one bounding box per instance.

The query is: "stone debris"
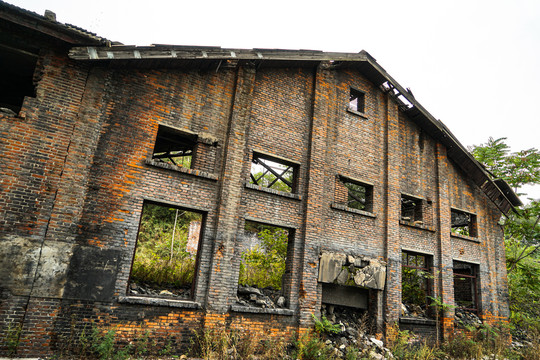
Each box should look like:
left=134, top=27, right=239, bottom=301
left=401, top=302, right=429, bottom=319
left=128, top=281, right=191, bottom=299
left=455, top=308, right=483, bottom=327
left=320, top=305, right=393, bottom=359
left=319, top=252, right=387, bottom=290
left=236, top=285, right=287, bottom=309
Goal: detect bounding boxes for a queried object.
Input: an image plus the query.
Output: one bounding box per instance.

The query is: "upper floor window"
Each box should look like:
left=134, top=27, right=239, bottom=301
left=0, top=41, right=38, bottom=114
left=152, top=125, right=196, bottom=168
left=340, top=177, right=373, bottom=212
left=451, top=208, right=477, bottom=237
left=401, top=194, right=423, bottom=223
left=349, top=88, right=365, bottom=113
left=250, top=153, right=297, bottom=193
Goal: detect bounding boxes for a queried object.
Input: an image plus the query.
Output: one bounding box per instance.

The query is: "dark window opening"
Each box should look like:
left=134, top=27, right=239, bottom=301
left=237, top=221, right=293, bottom=309
left=0, top=43, right=39, bottom=114
left=401, top=195, right=423, bottom=223
left=349, top=88, right=365, bottom=113
left=453, top=261, right=479, bottom=314
left=401, top=251, right=433, bottom=318
left=451, top=209, right=477, bottom=237
left=342, top=178, right=373, bottom=212
left=249, top=153, right=296, bottom=193
left=152, top=125, right=197, bottom=168
left=128, top=201, right=204, bottom=300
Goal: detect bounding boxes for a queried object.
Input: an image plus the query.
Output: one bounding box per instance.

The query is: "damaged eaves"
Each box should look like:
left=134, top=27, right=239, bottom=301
left=68, top=44, right=522, bottom=215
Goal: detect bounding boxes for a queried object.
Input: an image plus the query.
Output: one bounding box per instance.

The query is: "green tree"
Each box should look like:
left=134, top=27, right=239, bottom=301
left=471, top=137, right=540, bottom=336
left=471, top=137, right=540, bottom=268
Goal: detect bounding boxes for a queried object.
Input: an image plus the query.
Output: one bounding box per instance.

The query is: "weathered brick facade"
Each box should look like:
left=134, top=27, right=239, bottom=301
left=0, top=2, right=520, bottom=356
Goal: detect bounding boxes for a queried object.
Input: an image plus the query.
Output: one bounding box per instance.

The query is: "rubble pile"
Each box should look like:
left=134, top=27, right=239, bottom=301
left=128, top=281, right=191, bottom=299
left=401, top=302, right=430, bottom=319
left=319, top=305, right=393, bottom=359
left=235, top=285, right=286, bottom=309
left=455, top=308, right=482, bottom=328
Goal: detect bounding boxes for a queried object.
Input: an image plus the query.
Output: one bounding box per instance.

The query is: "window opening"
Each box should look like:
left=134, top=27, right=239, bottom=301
left=342, top=178, right=373, bottom=212
left=128, top=201, right=203, bottom=300
left=0, top=43, right=39, bottom=114
left=250, top=153, right=296, bottom=193
left=237, top=221, right=293, bottom=309
left=349, top=88, right=365, bottom=113
left=401, top=195, right=423, bottom=223
left=152, top=125, right=196, bottom=168
left=451, top=209, right=477, bottom=237
left=401, top=251, right=432, bottom=318
left=453, top=261, right=479, bottom=314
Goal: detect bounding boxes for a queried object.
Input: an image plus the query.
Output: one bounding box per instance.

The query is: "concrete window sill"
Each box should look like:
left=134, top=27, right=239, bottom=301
left=331, top=203, right=376, bottom=218
left=118, top=295, right=201, bottom=309
left=245, top=182, right=302, bottom=200
left=230, top=304, right=294, bottom=316
left=346, top=107, right=368, bottom=119
left=399, top=317, right=436, bottom=326
left=145, top=158, right=218, bottom=181
left=450, top=233, right=481, bottom=243
left=399, top=220, right=436, bottom=232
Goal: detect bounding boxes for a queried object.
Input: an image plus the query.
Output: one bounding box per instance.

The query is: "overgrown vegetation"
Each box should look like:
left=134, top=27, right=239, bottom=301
left=239, top=222, right=289, bottom=290
left=130, top=202, right=202, bottom=289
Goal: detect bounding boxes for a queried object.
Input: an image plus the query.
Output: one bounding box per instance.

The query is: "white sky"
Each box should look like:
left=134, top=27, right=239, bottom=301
left=10, top=0, right=540, bottom=201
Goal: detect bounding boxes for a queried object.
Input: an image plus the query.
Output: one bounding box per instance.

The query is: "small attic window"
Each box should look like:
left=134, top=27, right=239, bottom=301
left=152, top=125, right=197, bottom=169
left=0, top=43, right=39, bottom=114
left=349, top=88, right=365, bottom=113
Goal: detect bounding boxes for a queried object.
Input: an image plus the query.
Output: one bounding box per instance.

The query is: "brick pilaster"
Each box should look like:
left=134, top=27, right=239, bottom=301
left=205, top=65, right=256, bottom=312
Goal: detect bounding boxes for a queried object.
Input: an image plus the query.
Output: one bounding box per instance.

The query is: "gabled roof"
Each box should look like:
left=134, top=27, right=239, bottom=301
left=0, top=0, right=107, bottom=46
left=0, top=0, right=521, bottom=214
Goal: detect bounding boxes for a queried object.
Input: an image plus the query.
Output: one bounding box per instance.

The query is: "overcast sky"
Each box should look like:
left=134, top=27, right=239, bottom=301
left=10, top=0, right=540, bottom=200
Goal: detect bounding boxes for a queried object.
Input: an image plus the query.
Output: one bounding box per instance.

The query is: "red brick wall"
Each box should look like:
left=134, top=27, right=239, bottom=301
left=0, top=49, right=510, bottom=356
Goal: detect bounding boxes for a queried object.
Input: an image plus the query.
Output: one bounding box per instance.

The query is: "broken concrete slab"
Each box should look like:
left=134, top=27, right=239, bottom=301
left=319, top=251, right=386, bottom=290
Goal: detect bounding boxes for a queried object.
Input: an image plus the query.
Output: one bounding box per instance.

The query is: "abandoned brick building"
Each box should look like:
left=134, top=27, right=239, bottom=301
left=0, top=1, right=523, bottom=356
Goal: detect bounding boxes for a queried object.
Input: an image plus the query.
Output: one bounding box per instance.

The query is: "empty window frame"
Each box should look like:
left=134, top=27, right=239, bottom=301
left=152, top=125, right=197, bottom=168
left=402, top=251, right=432, bottom=317
left=249, top=153, right=297, bottom=193
left=349, top=88, right=365, bottom=113
left=451, top=208, right=477, bottom=237
left=401, top=195, right=423, bottom=223
left=128, top=201, right=204, bottom=299
left=238, top=220, right=293, bottom=308
left=453, top=261, right=479, bottom=314
left=0, top=42, right=38, bottom=113
left=341, top=177, right=373, bottom=212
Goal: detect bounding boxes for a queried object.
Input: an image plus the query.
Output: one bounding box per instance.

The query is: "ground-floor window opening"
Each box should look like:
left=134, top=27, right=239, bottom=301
left=401, top=251, right=433, bottom=319
left=128, top=201, right=203, bottom=299
left=236, top=220, right=293, bottom=309
left=320, top=304, right=374, bottom=343
left=453, top=261, right=479, bottom=314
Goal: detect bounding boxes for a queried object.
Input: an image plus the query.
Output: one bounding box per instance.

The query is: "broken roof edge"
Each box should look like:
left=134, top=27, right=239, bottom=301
left=66, top=44, right=522, bottom=214
left=0, top=0, right=108, bottom=46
